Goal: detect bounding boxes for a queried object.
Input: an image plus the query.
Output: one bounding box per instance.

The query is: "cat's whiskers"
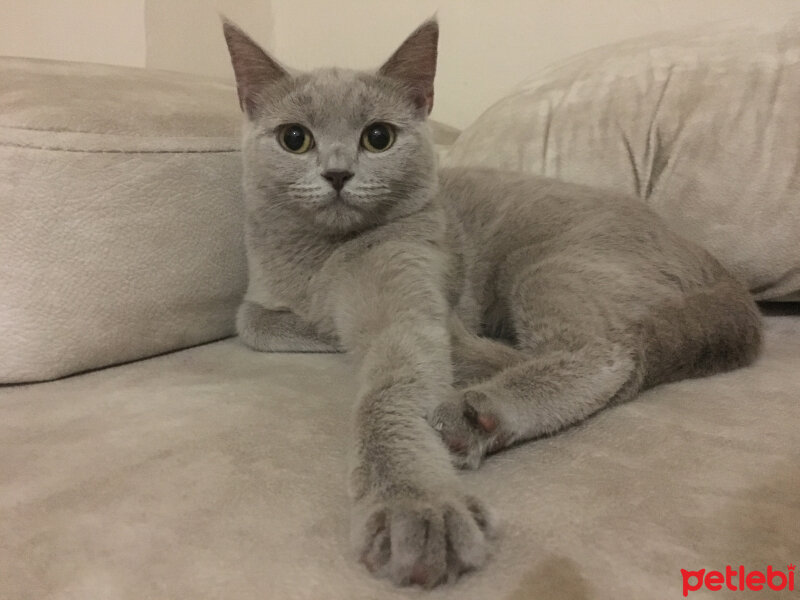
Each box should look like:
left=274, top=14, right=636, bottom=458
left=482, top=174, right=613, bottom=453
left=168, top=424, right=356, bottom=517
left=288, top=184, right=330, bottom=203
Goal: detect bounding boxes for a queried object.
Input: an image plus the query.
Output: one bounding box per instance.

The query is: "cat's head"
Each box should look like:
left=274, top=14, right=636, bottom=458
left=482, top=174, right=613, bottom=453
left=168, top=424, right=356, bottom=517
left=223, top=19, right=439, bottom=235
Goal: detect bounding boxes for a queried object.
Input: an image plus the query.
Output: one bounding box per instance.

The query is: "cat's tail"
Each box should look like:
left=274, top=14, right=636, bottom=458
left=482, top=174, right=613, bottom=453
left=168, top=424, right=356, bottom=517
left=637, top=278, right=762, bottom=390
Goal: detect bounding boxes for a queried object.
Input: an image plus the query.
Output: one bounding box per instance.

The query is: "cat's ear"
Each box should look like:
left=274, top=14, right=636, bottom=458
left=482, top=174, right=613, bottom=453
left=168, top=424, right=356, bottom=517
left=222, top=19, right=288, bottom=118
left=378, top=19, right=438, bottom=115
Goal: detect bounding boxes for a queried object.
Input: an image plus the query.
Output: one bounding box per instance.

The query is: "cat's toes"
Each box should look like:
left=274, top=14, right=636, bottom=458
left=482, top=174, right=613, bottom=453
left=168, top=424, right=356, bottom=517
left=431, top=390, right=512, bottom=469
left=352, top=491, right=494, bottom=587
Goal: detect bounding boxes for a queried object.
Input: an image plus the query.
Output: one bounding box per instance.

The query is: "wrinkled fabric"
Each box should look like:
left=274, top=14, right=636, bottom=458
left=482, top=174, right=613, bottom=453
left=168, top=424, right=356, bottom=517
left=446, top=15, right=800, bottom=301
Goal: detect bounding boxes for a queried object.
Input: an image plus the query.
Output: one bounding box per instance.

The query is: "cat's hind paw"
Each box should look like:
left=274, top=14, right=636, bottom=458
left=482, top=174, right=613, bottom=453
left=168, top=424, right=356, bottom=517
left=352, top=490, right=494, bottom=588
left=431, top=390, right=513, bottom=469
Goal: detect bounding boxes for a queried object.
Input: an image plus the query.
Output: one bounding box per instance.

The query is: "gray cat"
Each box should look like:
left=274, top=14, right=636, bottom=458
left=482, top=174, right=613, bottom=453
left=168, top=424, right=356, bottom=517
left=222, top=18, right=761, bottom=588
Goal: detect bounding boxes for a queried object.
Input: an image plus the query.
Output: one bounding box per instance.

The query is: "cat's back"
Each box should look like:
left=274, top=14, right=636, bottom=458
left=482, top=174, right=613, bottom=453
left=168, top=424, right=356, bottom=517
left=440, top=167, right=687, bottom=250
left=437, top=166, right=724, bottom=284
left=439, top=167, right=649, bottom=236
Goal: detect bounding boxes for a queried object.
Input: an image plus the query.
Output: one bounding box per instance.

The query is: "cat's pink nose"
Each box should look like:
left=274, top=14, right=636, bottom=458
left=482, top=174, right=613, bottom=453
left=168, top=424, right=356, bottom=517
left=322, top=170, right=354, bottom=192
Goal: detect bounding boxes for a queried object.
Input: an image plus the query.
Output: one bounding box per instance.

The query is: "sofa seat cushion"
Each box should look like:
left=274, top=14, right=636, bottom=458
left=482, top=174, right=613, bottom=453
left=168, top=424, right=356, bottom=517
left=0, top=57, right=246, bottom=383
left=1, top=308, right=798, bottom=599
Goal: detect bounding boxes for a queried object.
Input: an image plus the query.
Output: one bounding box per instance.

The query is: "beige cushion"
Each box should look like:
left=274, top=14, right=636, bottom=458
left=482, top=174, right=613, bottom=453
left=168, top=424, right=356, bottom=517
left=1, top=309, right=799, bottom=598
left=0, top=57, right=247, bottom=383
left=445, top=15, right=800, bottom=301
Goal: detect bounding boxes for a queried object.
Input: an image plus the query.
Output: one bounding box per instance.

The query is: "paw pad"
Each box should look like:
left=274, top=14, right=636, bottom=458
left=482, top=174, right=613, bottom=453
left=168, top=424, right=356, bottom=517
left=432, top=390, right=510, bottom=469
left=353, top=494, right=493, bottom=588
left=462, top=391, right=498, bottom=433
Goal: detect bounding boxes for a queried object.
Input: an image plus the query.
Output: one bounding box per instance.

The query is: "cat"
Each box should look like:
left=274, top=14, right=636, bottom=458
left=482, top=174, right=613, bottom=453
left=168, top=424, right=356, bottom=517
left=222, top=18, right=762, bottom=588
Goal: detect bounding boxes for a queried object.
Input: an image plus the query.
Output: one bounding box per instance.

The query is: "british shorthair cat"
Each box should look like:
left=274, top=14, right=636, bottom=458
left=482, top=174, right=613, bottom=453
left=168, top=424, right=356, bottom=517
left=222, top=18, right=761, bottom=588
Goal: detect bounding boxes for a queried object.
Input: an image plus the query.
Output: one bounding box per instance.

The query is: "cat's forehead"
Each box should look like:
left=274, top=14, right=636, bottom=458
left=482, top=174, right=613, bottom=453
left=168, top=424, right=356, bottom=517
left=266, top=68, right=417, bottom=129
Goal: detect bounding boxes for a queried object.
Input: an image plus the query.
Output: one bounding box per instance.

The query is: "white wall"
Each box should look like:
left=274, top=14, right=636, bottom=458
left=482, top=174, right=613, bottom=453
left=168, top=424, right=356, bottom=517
left=0, top=0, right=146, bottom=67
left=2, top=0, right=798, bottom=127
left=269, top=0, right=800, bottom=127
left=145, top=0, right=272, bottom=79
left=0, top=0, right=269, bottom=77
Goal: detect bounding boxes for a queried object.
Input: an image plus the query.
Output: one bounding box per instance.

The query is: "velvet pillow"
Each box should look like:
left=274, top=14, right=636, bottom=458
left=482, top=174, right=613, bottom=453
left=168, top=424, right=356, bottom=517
left=445, top=15, right=800, bottom=301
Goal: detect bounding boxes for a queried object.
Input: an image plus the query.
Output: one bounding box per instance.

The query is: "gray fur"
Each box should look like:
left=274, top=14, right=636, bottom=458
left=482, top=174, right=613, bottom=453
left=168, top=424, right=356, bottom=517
left=222, top=18, right=761, bottom=588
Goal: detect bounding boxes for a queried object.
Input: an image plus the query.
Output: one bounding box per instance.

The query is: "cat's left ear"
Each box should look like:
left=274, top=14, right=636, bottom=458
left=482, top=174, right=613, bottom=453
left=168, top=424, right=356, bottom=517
left=378, top=19, right=438, bottom=116
left=222, top=18, right=289, bottom=118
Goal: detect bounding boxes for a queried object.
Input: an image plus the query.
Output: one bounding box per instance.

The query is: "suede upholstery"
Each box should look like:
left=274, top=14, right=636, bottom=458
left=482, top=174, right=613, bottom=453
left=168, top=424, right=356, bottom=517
left=446, top=14, right=800, bottom=301
left=0, top=57, right=247, bottom=384
left=1, top=308, right=798, bottom=599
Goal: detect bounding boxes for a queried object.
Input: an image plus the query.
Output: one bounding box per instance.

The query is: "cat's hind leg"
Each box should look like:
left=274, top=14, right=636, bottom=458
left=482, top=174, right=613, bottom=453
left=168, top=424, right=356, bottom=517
left=433, top=262, right=643, bottom=469
left=434, top=334, right=638, bottom=468
left=448, top=314, right=529, bottom=388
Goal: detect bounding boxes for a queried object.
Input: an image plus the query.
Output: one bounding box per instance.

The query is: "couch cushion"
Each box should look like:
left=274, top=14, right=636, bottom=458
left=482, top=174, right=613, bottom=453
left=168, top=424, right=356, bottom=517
left=0, top=57, right=247, bottom=383
left=444, top=15, right=800, bottom=301
left=1, top=308, right=798, bottom=599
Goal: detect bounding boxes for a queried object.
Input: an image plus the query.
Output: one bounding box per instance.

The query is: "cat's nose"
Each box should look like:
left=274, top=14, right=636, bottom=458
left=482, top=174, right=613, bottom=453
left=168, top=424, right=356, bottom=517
left=322, top=170, right=354, bottom=192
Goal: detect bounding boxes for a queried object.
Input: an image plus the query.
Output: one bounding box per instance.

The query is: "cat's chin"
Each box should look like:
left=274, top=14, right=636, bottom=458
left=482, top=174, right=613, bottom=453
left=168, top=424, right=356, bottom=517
left=310, top=201, right=380, bottom=236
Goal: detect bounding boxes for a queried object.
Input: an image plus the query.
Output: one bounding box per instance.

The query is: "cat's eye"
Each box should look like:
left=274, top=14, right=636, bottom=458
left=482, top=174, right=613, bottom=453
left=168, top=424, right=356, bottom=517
left=361, top=123, right=395, bottom=152
left=278, top=124, right=314, bottom=154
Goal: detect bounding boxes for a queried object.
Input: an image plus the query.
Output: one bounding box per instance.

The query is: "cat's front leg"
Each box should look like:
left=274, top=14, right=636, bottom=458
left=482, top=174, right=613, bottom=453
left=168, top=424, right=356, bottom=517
left=236, top=301, right=341, bottom=352
left=326, top=242, right=495, bottom=587
left=350, top=369, right=495, bottom=587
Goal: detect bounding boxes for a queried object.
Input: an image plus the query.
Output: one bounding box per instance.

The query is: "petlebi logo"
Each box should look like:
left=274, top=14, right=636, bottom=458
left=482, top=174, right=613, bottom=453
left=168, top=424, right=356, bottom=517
left=681, top=564, right=795, bottom=596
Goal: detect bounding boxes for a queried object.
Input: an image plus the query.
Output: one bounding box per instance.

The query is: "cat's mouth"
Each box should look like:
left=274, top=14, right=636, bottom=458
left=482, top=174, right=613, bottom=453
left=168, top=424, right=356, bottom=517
left=325, top=190, right=367, bottom=209
left=312, top=191, right=384, bottom=233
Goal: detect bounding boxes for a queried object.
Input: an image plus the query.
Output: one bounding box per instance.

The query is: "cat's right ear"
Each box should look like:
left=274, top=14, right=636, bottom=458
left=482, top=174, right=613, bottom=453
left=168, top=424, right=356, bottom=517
left=222, top=19, right=288, bottom=118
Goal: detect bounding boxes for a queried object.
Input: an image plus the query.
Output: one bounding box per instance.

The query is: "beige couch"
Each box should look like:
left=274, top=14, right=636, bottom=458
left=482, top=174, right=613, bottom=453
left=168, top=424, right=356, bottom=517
left=2, top=18, right=799, bottom=600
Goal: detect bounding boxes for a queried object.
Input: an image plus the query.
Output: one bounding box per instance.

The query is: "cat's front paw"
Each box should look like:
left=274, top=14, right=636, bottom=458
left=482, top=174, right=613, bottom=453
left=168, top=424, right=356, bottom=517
left=352, top=489, right=494, bottom=588
left=431, top=390, right=513, bottom=469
